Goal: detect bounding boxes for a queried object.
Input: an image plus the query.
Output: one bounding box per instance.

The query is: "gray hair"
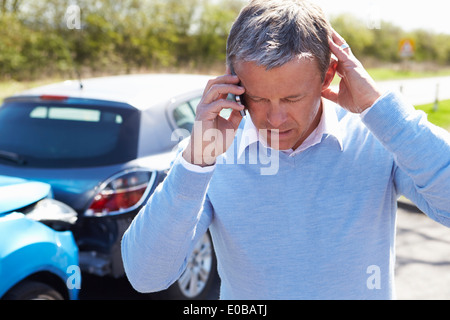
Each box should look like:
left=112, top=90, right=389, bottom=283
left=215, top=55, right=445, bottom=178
left=227, top=0, right=332, bottom=80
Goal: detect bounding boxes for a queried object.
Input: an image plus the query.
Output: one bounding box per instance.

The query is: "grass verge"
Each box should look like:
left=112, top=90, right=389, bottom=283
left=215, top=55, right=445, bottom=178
left=367, top=68, right=450, bottom=81
left=415, top=99, right=450, bottom=131
left=0, top=78, right=62, bottom=103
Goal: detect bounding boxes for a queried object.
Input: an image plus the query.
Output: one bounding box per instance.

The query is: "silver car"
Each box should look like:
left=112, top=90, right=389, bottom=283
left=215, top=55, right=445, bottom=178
left=0, top=74, right=219, bottom=299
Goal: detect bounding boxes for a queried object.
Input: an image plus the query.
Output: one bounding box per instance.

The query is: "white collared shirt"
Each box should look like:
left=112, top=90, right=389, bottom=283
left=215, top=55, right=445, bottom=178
left=237, top=98, right=344, bottom=159
left=180, top=98, right=348, bottom=173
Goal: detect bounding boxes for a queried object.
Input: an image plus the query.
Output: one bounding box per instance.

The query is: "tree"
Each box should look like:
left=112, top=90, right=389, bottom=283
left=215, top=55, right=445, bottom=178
left=330, top=14, right=375, bottom=59
left=1, top=1, right=449, bottom=81
left=0, top=0, right=21, bottom=14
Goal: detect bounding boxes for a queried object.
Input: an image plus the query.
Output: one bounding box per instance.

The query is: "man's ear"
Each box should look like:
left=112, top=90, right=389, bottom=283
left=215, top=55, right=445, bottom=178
left=322, top=58, right=338, bottom=91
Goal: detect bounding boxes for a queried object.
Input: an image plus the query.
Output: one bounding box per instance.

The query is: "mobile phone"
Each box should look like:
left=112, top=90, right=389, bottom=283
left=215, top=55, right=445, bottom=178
left=230, top=67, right=246, bottom=117
left=232, top=94, right=246, bottom=117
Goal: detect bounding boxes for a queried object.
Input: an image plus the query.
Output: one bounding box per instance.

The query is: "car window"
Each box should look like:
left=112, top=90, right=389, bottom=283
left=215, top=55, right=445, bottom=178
left=171, top=97, right=201, bottom=132
left=189, top=97, right=201, bottom=111
left=0, top=101, right=140, bottom=168
left=173, top=102, right=195, bottom=132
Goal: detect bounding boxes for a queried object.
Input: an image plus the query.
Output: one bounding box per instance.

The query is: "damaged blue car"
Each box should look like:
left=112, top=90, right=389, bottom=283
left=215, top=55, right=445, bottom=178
left=0, top=174, right=80, bottom=300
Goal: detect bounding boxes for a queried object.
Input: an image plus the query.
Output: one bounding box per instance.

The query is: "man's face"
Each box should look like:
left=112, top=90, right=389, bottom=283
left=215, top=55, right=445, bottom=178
left=234, top=57, right=333, bottom=151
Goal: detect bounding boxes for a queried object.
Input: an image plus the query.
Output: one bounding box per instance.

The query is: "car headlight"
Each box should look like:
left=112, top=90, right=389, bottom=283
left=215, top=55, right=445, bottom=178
left=26, top=198, right=77, bottom=228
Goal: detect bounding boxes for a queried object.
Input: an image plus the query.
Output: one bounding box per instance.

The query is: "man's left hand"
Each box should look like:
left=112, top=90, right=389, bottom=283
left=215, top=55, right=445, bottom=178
left=322, top=29, right=382, bottom=114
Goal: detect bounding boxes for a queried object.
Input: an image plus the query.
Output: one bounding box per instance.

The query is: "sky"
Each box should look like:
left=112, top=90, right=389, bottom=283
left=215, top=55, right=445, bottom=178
left=312, top=0, right=450, bottom=34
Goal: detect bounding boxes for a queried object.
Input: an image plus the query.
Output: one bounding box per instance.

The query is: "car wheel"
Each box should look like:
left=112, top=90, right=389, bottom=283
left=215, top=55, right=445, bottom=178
left=3, top=280, right=64, bottom=300
left=157, top=232, right=220, bottom=300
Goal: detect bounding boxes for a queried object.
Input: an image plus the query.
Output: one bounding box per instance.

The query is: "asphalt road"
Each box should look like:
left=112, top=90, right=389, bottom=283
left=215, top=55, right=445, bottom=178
left=367, top=76, right=450, bottom=299
left=79, top=202, right=450, bottom=300
left=395, top=201, right=450, bottom=300
left=376, top=76, right=450, bottom=106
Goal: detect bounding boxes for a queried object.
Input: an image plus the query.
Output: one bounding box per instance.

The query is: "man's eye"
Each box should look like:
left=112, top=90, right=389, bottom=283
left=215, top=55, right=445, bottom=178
left=249, top=96, right=266, bottom=103
left=284, top=97, right=303, bottom=103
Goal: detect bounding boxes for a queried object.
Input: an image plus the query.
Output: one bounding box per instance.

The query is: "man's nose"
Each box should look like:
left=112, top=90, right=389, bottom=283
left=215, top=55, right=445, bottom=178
left=266, top=103, right=288, bottom=128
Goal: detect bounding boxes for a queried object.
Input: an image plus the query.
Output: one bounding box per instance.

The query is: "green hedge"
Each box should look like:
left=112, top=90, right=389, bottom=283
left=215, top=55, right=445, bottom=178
left=1, top=0, right=449, bottom=80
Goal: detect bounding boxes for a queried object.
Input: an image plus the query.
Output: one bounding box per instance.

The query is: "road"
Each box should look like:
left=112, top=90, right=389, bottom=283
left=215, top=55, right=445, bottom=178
left=395, top=201, right=450, bottom=300
left=381, top=76, right=450, bottom=299
left=331, top=76, right=450, bottom=106
left=377, top=76, right=450, bottom=106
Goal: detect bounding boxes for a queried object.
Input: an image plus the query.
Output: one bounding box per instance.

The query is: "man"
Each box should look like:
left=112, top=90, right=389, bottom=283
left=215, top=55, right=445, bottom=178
left=121, top=0, right=450, bottom=299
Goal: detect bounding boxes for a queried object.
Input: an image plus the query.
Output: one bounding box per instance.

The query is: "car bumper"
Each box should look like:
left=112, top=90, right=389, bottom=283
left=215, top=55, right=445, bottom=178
left=76, top=212, right=136, bottom=278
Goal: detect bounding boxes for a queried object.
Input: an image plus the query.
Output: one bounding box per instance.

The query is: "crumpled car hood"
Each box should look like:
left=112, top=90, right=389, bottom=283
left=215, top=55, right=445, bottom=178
left=0, top=175, right=51, bottom=214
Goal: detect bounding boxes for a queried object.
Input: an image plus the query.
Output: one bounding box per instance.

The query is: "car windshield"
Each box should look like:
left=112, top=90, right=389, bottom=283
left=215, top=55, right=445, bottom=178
left=0, top=101, right=140, bottom=168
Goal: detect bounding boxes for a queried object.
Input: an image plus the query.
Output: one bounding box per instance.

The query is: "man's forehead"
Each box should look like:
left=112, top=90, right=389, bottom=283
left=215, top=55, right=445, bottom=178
left=235, top=58, right=322, bottom=98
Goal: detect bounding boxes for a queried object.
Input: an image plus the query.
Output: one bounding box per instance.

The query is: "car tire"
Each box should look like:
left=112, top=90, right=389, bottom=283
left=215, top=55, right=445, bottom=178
left=3, top=280, right=64, bottom=300
left=155, top=232, right=220, bottom=300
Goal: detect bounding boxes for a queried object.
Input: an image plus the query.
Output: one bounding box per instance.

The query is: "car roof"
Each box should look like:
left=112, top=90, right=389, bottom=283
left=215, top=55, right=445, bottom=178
left=10, top=73, right=211, bottom=110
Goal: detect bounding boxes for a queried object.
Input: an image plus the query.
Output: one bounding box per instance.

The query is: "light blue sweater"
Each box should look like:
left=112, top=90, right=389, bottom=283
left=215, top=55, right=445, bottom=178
left=121, top=91, right=450, bottom=299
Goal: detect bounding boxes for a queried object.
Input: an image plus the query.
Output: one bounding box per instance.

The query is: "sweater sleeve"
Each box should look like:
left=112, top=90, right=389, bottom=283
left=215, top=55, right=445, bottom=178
left=121, top=152, right=215, bottom=293
left=362, top=91, right=450, bottom=226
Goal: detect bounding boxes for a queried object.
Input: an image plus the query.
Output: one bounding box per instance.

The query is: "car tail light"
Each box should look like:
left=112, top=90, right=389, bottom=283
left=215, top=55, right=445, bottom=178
left=40, top=95, right=69, bottom=101
left=85, top=169, right=156, bottom=217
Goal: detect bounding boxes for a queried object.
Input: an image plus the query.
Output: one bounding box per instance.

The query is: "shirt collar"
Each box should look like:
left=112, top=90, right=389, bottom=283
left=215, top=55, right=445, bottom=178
left=237, top=98, right=343, bottom=159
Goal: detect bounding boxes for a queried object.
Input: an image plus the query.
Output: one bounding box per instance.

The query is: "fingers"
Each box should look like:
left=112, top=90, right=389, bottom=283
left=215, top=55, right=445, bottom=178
left=329, top=27, right=363, bottom=80
left=203, top=74, right=240, bottom=97
left=196, top=74, right=246, bottom=121
left=331, top=28, right=346, bottom=46
left=321, top=87, right=339, bottom=104
left=198, top=73, right=245, bottom=113
left=227, top=109, right=245, bottom=128
left=328, top=28, right=352, bottom=61
left=204, top=98, right=245, bottom=116
left=203, top=82, right=245, bottom=105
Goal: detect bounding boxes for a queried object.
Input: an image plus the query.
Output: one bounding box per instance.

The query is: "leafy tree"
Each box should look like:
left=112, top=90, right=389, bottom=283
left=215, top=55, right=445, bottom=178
left=1, top=1, right=449, bottom=81
left=330, top=14, right=375, bottom=59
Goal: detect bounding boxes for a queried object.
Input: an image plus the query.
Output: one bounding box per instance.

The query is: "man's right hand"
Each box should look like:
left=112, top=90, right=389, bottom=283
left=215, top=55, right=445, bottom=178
left=182, top=73, right=246, bottom=167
